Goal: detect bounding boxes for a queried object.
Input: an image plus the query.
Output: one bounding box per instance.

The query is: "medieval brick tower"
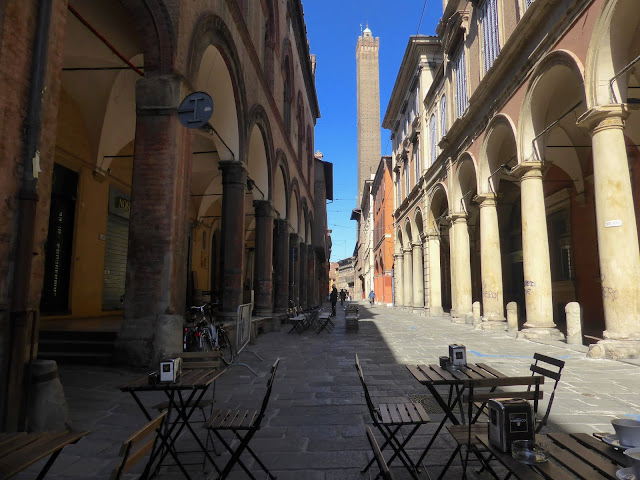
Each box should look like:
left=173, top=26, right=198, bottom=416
left=356, top=26, right=381, bottom=202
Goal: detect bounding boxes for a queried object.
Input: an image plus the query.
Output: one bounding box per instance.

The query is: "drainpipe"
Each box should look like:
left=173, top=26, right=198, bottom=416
left=4, top=0, right=52, bottom=432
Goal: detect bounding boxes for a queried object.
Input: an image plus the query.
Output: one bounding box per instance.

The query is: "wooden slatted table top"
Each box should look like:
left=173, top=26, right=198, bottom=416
left=0, top=430, right=88, bottom=478
left=119, top=366, right=227, bottom=392
left=407, top=362, right=511, bottom=386
left=476, top=432, right=632, bottom=480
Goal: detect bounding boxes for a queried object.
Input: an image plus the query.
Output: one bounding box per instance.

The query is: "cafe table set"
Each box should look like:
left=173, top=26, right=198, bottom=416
left=404, top=344, right=640, bottom=480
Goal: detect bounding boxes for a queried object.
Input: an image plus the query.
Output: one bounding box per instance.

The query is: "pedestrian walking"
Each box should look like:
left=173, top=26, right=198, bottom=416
left=339, top=289, right=346, bottom=306
left=330, top=285, right=338, bottom=316
left=368, top=289, right=375, bottom=306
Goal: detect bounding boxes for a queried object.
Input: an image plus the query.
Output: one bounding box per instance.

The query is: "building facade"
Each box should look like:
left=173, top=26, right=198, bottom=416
left=383, top=36, right=443, bottom=314
left=0, top=0, right=330, bottom=430
left=372, top=156, right=395, bottom=306
left=336, top=257, right=356, bottom=300
left=387, top=0, right=640, bottom=359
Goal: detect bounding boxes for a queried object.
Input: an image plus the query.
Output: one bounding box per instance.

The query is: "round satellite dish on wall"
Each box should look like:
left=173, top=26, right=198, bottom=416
left=178, top=91, right=214, bottom=129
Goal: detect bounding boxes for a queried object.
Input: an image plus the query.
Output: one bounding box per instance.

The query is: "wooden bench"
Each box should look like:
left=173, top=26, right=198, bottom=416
left=111, top=412, right=167, bottom=480
left=0, top=430, right=88, bottom=479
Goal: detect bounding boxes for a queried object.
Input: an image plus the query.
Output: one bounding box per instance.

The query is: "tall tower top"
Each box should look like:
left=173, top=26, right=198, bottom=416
left=355, top=25, right=381, bottom=204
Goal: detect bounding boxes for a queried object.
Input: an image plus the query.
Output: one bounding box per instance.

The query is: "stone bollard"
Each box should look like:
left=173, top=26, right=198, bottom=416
left=27, top=359, right=71, bottom=431
left=472, top=301, right=482, bottom=326
left=506, top=302, right=518, bottom=335
left=565, top=302, right=583, bottom=345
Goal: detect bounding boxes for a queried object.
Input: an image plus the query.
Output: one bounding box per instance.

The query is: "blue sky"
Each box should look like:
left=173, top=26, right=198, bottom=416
left=303, top=1, right=443, bottom=262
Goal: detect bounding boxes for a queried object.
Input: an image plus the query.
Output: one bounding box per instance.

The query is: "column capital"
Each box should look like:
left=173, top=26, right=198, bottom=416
left=577, top=104, right=629, bottom=135
left=253, top=199, right=273, bottom=218
left=289, top=232, right=300, bottom=244
left=412, top=240, right=423, bottom=248
left=474, top=193, right=498, bottom=207
left=275, top=218, right=289, bottom=230
left=448, top=212, right=468, bottom=224
left=511, top=161, right=543, bottom=180
left=393, top=252, right=404, bottom=259
left=219, top=160, right=247, bottom=185
left=402, top=246, right=412, bottom=254
left=426, top=229, right=439, bottom=238
left=135, top=73, right=188, bottom=114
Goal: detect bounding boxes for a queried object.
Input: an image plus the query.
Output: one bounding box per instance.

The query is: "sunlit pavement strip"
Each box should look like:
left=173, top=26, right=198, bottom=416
left=16, top=301, right=640, bottom=480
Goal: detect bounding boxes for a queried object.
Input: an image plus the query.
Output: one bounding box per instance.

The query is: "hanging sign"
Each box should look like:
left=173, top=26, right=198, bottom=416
left=178, top=91, right=214, bottom=129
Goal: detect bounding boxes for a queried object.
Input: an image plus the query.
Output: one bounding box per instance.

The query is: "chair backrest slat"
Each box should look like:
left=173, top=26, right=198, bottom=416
left=355, top=354, right=377, bottom=418
left=366, top=426, right=394, bottom=480
left=112, top=411, right=167, bottom=480
left=533, top=352, right=565, bottom=368
left=469, top=391, right=544, bottom=403
left=530, top=364, right=560, bottom=381
left=255, top=358, right=280, bottom=428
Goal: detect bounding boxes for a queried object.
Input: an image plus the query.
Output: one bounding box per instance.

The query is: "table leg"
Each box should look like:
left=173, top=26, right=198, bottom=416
left=425, top=384, right=460, bottom=425
left=172, top=389, right=221, bottom=474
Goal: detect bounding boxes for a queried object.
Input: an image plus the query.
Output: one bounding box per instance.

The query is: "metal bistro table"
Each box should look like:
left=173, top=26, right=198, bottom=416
left=476, top=432, right=633, bottom=479
left=406, top=362, right=509, bottom=466
left=119, top=366, right=227, bottom=479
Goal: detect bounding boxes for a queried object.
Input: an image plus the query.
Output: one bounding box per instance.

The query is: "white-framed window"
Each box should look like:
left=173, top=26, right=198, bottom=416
left=396, top=173, right=401, bottom=207
left=410, top=94, right=416, bottom=123
left=454, top=47, right=468, bottom=118
left=414, top=144, right=420, bottom=181
left=481, top=0, right=500, bottom=74
left=404, top=160, right=409, bottom=198
left=429, top=114, right=437, bottom=166
left=440, top=95, right=447, bottom=137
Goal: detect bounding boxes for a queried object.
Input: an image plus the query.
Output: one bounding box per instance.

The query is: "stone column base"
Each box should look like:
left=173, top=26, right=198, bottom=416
left=476, top=320, right=508, bottom=331
left=587, top=339, right=640, bottom=359
left=115, top=314, right=183, bottom=367
left=450, top=311, right=471, bottom=324
left=412, top=307, right=426, bottom=315
left=429, top=306, right=443, bottom=316
left=517, top=327, right=565, bottom=341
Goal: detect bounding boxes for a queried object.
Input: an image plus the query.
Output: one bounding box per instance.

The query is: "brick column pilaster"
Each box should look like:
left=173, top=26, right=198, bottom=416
left=253, top=200, right=274, bottom=316
left=117, top=74, right=192, bottom=366
left=219, top=160, right=247, bottom=319
left=273, top=219, right=290, bottom=312
left=299, top=242, right=308, bottom=309
left=289, top=233, right=300, bottom=307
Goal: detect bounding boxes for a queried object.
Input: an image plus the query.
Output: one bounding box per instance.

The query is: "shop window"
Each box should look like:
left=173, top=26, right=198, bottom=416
left=41, top=163, right=78, bottom=314
left=548, top=210, right=573, bottom=281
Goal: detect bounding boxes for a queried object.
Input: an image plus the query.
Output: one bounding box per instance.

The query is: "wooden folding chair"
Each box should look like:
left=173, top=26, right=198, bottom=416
left=206, top=358, right=280, bottom=479
left=316, top=312, right=334, bottom=333
left=112, top=412, right=167, bottom=480
left=529, top=353, right=565, bottom=432
left=366, top=426, right=395, bottom=480
left=355, top=354, right=430, bottom=480
left=440, top=376, right=544, bottom=480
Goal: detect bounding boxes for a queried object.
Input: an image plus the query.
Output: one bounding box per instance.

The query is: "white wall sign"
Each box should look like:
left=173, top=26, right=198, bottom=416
left=605, top=220, right=622, bottom=228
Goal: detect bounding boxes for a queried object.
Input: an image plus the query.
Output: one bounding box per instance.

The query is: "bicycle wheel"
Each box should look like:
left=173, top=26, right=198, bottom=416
left=201, top=331, right=215, bottom=352
left=218, top=328, right=234, bottom=365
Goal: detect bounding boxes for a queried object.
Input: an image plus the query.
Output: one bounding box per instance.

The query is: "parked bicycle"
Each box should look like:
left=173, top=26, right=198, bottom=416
left=184, top=302, right=234, bottom=365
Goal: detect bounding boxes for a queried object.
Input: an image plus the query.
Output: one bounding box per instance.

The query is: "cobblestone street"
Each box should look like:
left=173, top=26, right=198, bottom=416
left=17, top=303, right=640, bottom=479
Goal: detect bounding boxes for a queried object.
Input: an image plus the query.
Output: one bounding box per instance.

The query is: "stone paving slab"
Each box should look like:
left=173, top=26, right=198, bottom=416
left=14, top=302, right=640, bottom=479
